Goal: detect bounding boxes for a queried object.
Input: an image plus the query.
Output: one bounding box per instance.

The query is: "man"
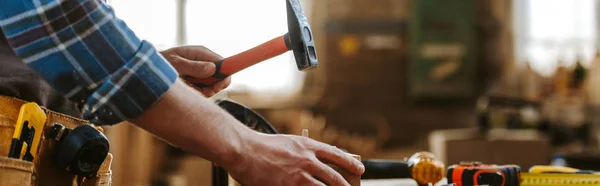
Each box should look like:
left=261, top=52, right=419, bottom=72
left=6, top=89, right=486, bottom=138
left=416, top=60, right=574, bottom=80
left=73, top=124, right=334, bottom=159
left=0, top=0, right=364, bottom=185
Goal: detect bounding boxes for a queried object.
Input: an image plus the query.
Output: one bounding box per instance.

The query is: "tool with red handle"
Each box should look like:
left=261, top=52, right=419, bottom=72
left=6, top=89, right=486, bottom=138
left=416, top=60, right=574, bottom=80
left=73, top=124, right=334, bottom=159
left=188, top=0, right=318, bottom=87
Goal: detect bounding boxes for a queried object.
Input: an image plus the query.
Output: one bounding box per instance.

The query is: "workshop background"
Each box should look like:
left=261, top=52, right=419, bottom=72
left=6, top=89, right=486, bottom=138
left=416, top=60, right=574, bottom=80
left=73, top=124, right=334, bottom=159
left=100, top=0, right=600, bottom=185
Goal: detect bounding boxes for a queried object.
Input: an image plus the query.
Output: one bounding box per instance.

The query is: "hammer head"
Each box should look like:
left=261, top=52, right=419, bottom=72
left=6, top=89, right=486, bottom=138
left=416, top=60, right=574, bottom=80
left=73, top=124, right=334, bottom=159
left=287, top=0, right=318, bottom=71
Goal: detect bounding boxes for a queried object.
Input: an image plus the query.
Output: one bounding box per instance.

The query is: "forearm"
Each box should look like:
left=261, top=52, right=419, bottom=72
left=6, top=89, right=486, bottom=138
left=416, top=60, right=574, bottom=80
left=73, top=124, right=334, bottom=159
left=0, top=0, right=245, bottom=164
left=130, top=79, right=251, bottom=165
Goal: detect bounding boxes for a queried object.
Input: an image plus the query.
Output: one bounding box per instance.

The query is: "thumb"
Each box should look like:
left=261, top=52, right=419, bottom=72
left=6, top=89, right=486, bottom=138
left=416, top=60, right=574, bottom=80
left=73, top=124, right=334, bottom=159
left=170, top=55, right=217, bottom=78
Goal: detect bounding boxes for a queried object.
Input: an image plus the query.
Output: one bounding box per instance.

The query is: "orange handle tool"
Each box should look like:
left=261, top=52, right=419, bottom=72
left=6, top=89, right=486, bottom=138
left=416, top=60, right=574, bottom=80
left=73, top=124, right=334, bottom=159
left=187, top=33, right=292, bottom=87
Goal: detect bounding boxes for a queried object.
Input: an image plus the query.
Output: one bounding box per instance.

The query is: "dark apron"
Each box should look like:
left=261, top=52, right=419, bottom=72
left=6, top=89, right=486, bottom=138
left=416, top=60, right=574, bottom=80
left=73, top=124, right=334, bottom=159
left=0, top=31, right=82, bottom=118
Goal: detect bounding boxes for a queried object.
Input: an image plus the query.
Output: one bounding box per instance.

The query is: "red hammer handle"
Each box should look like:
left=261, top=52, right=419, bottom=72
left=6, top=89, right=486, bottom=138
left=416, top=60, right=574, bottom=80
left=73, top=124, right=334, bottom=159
left=187, top=34, right=291, bottom=87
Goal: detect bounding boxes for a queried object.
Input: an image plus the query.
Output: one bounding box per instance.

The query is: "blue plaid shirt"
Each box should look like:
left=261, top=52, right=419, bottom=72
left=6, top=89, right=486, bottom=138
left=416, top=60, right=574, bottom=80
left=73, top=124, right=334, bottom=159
left=0, top=0, right=179, bottom=125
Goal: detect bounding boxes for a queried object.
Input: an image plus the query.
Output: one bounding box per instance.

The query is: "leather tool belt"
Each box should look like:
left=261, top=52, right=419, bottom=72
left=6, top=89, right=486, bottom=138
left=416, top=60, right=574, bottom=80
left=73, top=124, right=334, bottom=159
left=0, top=95, right=112, bottom=186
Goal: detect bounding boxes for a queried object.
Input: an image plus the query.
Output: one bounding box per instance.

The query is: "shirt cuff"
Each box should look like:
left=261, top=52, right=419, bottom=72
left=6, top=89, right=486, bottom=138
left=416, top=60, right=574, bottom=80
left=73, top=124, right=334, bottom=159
left=82, top=41, right=178, bottom=125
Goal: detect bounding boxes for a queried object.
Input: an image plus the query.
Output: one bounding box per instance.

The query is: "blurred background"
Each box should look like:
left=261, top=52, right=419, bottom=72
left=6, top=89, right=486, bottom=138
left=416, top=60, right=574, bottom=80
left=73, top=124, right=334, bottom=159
left=100, top=0, right=600, bottom=185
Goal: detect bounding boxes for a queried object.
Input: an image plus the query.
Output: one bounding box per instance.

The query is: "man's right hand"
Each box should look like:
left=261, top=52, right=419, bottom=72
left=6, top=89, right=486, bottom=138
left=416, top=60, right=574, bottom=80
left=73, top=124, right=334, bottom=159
left=222, top=133, right=365, bottom=186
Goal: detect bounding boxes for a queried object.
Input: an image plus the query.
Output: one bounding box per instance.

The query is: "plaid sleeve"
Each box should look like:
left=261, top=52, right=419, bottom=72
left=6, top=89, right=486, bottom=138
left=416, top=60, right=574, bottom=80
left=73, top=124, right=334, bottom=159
left=0, top=0, right=179, bottom=125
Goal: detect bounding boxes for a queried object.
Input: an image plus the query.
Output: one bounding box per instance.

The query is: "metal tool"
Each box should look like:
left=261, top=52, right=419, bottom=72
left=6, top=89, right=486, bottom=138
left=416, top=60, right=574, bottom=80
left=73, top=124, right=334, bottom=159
left=46, top=123, right=110, bottom=179
left=188, top=0, right=318, bottom=87
left=361, top=152, right=446, bottom=186
left=215, top=99, right=278, bottom=134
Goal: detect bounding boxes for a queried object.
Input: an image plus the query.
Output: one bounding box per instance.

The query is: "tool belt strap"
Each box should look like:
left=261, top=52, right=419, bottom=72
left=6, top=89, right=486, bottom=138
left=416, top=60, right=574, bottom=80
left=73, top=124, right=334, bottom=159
left=0, top=95, right=112, bottom=186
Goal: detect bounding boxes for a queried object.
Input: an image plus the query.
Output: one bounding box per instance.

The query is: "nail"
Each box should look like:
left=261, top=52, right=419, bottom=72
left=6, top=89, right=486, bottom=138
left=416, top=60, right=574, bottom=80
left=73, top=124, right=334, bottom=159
left=358, top=163, right=365, bottom=174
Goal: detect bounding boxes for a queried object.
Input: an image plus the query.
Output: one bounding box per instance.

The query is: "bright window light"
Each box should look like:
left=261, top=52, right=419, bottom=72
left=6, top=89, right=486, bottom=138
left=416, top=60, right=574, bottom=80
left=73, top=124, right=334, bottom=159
left=517, top=0, right=597, bottom=76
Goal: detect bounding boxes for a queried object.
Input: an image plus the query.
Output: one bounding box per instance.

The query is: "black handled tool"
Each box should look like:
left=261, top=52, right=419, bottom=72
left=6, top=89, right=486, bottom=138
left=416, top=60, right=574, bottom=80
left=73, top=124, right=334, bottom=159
left=362, top=152, right=446, bottom=186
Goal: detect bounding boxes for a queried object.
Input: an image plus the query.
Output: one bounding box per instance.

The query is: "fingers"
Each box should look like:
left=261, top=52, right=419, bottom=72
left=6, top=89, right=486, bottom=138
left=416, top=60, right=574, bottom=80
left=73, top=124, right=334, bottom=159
left=163, top=46, right=231, bottom=97
left=161, top=45, right=223, bottom=63
left=185, top=76, right=230, bottom=97
left=169, top=55, right=216, bottom=78
left=212, top=76, right=232, bottom=92
left=300, top=173, right=327, bottom=186
left=199, top=87, right=216, bottom=97
left=177, top=45, right=223, bottom=62
left=314, top=144, right=365, bottom=176
left=303, top=158, right=350, bottom=186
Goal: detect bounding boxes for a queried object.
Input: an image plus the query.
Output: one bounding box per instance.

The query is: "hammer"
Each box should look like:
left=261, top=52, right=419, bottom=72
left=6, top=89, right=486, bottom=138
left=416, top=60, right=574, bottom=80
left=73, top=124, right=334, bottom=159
left=188, top=0, right=318, bottom=87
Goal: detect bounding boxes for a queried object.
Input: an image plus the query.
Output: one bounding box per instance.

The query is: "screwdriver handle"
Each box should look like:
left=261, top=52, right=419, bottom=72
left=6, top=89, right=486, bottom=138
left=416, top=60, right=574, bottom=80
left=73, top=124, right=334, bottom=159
left=187, top=33, right=292, bottom=87
left=361, top=160, right=412, bottom=179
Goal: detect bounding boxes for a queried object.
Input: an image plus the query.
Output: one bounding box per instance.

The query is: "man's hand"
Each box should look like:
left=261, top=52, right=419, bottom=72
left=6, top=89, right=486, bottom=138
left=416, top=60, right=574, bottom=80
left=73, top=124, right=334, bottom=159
left=132, top=80, right=365, bottom=186
left=224, top=133, right=365, bottom=186
left=161, top=46, right=232, bottom=97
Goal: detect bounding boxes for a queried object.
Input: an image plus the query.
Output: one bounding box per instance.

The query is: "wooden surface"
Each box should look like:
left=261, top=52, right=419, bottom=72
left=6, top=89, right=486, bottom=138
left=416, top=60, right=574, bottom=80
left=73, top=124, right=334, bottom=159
left=104, top=122, right=166, bottom=186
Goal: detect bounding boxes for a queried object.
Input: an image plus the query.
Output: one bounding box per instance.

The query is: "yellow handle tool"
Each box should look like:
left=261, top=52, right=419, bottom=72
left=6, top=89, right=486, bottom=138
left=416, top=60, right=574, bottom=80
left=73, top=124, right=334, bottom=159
left=8, top=103, right=47, bottom=161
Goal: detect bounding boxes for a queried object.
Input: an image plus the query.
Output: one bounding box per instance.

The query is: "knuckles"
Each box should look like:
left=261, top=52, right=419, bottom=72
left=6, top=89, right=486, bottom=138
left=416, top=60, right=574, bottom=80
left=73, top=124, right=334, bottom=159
left=298, top=157, right=317, bottom=170
left=165, top=55, right=182, bottom=66
left=295, top=136, right=317, bottom=150
left=194, top=62, right=214, bottom=75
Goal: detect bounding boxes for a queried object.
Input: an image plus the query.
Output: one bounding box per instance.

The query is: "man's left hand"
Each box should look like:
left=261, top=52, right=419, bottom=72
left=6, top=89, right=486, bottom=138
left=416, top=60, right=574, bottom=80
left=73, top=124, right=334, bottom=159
left=161, top=46, right=232, bottom=97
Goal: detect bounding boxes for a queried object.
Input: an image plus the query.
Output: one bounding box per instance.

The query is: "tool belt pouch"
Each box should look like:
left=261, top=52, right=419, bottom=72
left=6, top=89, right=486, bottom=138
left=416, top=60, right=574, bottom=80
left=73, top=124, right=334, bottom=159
left=0, top=156, right=34, bottom=186
left=0, top=95, right=113, bottom=186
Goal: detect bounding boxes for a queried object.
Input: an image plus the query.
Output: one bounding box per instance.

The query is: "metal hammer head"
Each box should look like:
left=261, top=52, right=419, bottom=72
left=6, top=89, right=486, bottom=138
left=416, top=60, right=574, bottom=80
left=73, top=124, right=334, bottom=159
left=287, top=0, right=318, bottom=71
